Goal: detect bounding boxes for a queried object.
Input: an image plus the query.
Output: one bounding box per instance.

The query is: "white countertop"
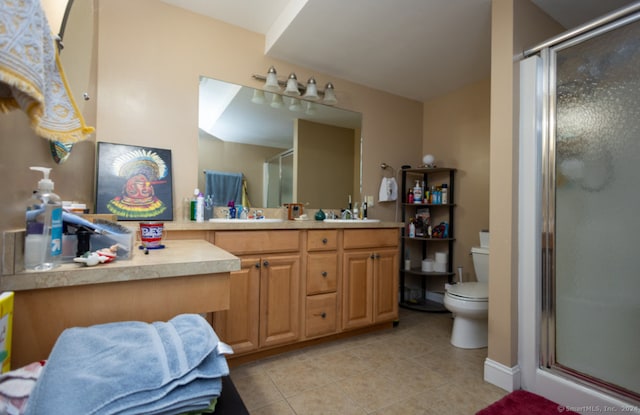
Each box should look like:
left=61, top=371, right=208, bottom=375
left=0, top=240, right=240, bottom=291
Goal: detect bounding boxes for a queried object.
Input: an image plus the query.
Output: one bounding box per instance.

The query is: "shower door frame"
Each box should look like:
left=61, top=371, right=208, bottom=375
left=518, top=4, right=640, bottom=412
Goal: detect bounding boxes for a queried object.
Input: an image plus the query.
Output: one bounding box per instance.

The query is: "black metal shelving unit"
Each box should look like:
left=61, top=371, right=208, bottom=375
left=399, top=167, right=456, bottom=312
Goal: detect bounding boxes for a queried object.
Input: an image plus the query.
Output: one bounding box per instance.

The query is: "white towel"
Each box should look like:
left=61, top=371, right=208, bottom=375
left=378, top=177, right=398, bottom=202
left=0, top=0, right=94, bottom=144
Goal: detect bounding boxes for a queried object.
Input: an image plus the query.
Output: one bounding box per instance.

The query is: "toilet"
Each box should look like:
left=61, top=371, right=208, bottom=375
left=444, top=240, right=489, bottom=349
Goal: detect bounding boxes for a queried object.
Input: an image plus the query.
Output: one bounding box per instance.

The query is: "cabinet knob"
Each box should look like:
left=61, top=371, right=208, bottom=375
left=314, top=312, right=327, bottom=319
left=370, top=254, right=375, bottom=259
left=263, top=260, right=269, bottom=267
left=321, top=271, right=328, bottom=277
left=322, top=238, right=328, bottom=244
left=254, top=262, right=261, bottom=268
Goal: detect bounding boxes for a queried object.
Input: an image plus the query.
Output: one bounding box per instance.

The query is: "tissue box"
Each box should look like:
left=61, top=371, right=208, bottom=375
left=479, top=231, right=490, bottom=248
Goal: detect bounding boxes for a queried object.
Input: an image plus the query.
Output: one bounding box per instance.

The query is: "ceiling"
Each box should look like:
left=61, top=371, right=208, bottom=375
left=161, top=0, right=637, bottom=103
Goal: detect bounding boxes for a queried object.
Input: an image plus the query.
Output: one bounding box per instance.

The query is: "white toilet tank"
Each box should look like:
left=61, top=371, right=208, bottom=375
left=471, top=247, right=490, bottom=283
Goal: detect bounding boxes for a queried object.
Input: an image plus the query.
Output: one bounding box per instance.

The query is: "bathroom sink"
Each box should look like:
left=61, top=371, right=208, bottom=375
left=208, top=218, right=284, bottom=223
left=323, top=219, right=381, bottom=223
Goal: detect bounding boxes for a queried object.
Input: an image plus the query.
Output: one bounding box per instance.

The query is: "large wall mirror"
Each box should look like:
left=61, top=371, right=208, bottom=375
left=198, top=77, right=362, bottom=209
left=57, top=0, right=96, bottom=120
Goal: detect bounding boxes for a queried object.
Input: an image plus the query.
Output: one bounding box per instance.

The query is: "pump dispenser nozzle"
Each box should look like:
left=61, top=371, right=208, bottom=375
left=30, top=166, right=54, bottom=192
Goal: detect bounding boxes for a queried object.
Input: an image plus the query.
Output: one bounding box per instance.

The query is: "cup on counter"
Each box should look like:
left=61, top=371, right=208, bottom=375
left=139, top=222, right=166, bottom=249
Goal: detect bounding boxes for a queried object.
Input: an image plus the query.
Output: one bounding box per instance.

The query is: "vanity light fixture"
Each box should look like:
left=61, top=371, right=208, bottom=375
left=302, top=77, right=319, bottom=101
left=284, top=73, right=301, bottom=96
left=322, top=82, right=337, bottom=105
left=252, top=66, right=337, bottom=105
left=289, top=98, right=303, bottom=112
left=270, top=93, right=284, bottom=108
left=305, top=101, right=317, bottom=115
left=251, top=89, right=266, bottom=104
left=264, top=66, right=281, bottom=92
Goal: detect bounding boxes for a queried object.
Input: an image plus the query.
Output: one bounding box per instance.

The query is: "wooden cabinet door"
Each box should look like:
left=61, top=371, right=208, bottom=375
left=213, top=256, right=260, bottom=355
left=373, top=248, right=399, bottom=323
left=342, top=251, right=374, bottom=330
left=259, top=254, right=301, bottom=348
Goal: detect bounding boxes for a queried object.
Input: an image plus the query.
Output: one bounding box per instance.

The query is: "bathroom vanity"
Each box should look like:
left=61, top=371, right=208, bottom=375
left=162, top=220, right=402, bottom=366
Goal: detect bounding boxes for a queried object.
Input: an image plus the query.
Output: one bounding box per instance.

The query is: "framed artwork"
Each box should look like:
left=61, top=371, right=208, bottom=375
left=95, top=142, right=173, bottom=221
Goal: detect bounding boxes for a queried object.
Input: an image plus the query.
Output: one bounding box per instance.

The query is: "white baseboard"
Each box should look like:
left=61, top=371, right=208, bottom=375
left=484, top=358, right=521, bottom=392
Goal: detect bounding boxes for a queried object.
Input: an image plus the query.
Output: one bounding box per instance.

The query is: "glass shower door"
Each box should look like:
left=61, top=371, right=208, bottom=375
left=546, top=15, right=640, bottom=401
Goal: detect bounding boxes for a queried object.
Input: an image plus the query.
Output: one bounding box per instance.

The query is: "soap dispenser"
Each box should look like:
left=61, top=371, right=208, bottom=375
left=413, top=180, right=422, bottom=203
left=25, top=167, right=63, bottom=270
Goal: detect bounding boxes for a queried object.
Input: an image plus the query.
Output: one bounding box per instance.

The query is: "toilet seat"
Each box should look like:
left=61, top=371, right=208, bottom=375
left=447, top=282, right=488, bottom=302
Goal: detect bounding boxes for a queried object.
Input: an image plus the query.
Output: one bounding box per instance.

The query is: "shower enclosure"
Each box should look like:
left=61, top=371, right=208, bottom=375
left=264, top=149, right=293, bottom=208
left=519, top=4, right=640, bottom=410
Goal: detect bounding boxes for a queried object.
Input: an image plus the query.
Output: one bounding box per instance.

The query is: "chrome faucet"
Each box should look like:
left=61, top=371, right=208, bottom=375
left=341, top=209, right=352, bottom=220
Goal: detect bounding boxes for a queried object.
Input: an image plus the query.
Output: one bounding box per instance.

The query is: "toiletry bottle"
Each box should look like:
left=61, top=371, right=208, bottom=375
left=195, top=192, right=205, bottom=222
left=353, top=202, right=359, bottom=220
left=441, top=184, right=448, bottom=204
left=25, top=167, right=63, bottom=270
left=362, top=202, right=367, bottom=219
left=190, top=188, right=199, bottom=221
left=227, top=201, right=236, bottom=219
left=408, top=218, right=416, bottom=238
left=204, top=195, right=214, bottom=220
left=407, top=188, right=414, bottom=204
left=413, top=180, right=422, bottom=204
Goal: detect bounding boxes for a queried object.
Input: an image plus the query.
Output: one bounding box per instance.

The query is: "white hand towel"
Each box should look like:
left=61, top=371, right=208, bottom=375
left=378, top=177, right=398, bottom=202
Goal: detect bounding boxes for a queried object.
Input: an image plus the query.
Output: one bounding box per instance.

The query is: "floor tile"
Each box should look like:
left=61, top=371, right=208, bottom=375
left=230, top=309, right=508, bottom=414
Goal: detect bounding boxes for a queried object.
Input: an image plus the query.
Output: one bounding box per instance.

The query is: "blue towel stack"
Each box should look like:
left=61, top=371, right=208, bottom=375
left=24, top=314, right=229, bottom=415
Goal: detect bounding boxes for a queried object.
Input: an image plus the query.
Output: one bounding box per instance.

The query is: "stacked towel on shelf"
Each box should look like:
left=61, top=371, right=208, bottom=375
left=24, top=314, right=231, bottom=415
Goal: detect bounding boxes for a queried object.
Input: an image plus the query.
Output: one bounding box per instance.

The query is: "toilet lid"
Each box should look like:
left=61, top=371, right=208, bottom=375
left=447, top=282, right=488, bottom=301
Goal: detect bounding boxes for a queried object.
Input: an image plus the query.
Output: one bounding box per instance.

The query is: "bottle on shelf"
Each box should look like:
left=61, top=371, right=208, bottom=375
left=441, top=184, right=448, bottom=204
left=195, top=192, right=205, bottom=222
left=408, top=218, right=416, bottom=238
left=413, top=180, right=422, bottom=204
left=407, top=188, right=414, bottom=204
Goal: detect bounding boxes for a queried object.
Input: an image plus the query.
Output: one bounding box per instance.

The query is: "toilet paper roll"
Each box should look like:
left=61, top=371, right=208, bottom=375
left=434, top=262, right=447, bottom=273
left=435, top=252, right=448, bottom=264
left=421, top=259, right=434, bottom=272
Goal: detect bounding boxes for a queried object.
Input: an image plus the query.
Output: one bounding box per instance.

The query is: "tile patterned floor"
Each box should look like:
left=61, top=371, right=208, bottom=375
left=230, top=308, right=508, bottom=414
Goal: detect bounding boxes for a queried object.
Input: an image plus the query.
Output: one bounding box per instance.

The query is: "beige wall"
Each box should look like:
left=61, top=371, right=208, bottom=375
left=423, top=79, right=491, bottom=281
left=296, top=120, right=355, bottom=209
left=488, top=0, right=563, bottom=368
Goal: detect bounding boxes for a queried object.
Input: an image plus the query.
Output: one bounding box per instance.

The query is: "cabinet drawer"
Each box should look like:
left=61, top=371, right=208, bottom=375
left=307, top=230, right=338, bottom=251
left=306, top=253, right=338, bottom=295
left=343, top=229, right=399, bottom=250
left=305, top=293, right=337, bottom=338
left=214, top=231, right=299, bottom=254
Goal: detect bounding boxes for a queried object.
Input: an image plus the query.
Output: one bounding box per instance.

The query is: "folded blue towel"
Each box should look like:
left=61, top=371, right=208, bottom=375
left=24, top=314, right=229, bottom=415
left=100, top=347, right=227, bottom=414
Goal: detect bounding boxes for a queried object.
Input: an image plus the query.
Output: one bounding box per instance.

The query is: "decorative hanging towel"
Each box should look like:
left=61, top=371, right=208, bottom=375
left=378, top=177, right=398, bottom=202
left=0, top=0, right=94, bottom=144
